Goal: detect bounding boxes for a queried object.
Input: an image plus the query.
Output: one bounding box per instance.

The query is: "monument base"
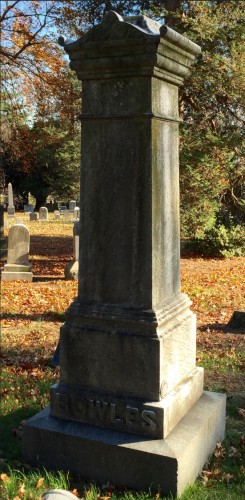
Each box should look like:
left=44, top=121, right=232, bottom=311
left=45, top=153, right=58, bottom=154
left=1, top=271, right=33, bottom=281
left=1, top=263, right=33, bottom=281
left=64, top=260, right=79, bottom=280
left=22, top=391, right=225, bottom=497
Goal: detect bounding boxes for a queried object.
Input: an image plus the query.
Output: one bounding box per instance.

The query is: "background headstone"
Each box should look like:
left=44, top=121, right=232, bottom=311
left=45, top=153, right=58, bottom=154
left=1, top=223, right=33, bottom=281
left=0, top=204, right=7, bottom=258
left=24, top=204, right=34, bottom=213
left=69, top=200, right=76, bottom=212
left=63, top=209, right=70, bottom=220
left=7, top=182, right=15, bottom=217
left=39, top=207, right=48, bottom=221
left=227, top=311, right=245, bottom=332
left=64, top=220, right=79, bottom=280
left=74, top=207, right=80, bottom=219
left=29, top=213, right=38, bottom=221
left=54, top=210, right=61, bottom=220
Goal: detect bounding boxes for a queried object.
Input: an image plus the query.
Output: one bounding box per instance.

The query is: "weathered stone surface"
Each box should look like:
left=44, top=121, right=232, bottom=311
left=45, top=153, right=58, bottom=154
left=57, top=295, right=195, bottom=401
left=22, top=12, right=226, bottom=496
left=23, top=391, right=226, bottom=497
left=50, top=367, right=203, bottom=439
left=59, top=11, right=200, bottom=84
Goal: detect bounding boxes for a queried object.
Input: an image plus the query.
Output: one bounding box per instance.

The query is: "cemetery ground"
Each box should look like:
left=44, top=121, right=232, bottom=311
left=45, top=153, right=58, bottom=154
left=0, top=215, right=244, bottom=499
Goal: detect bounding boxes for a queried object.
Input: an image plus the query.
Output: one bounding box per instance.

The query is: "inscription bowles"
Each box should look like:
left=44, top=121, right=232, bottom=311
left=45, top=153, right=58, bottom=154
left=50, top=384, right=162, bottom=438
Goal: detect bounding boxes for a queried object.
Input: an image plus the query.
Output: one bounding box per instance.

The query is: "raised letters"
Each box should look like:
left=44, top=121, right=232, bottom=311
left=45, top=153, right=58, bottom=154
left=110, top=403, right=124, bottom=423
left=126, top=406, right=140, bottom=426
left=53, top=390, right=159, bottom=435
left=142, top=410, right=157, bottom=430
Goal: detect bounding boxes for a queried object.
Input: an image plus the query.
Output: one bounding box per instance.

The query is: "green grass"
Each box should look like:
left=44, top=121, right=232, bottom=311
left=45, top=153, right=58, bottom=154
left=197, top=350, right=244, bottom=373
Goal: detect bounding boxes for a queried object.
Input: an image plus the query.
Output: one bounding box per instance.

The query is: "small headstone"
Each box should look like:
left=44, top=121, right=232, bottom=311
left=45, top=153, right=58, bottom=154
left=15, top=218, right=23, bottom=224
left=30, top=212, right=38, bottom=221
left=60, top=205, right=67, bottom=213
left=63, top=209, right=70, bottom=220
left=24, top=204, right=34, bottom=213
left=74, top=207, right=80, bottom=219
left=1, top=223, right=33, bottom=281
left=39, top=207, right=48, bottom=221
left=54, top=210, right=61, bottom=220
left=69, top=200, right=76, bottom=212
left=0, top=204, right=7, bottom=258
left=227, top=311, right=245, bottom=332
left=64, top=220, right=79, bottom=279
left=7, top=182, right=15, bottom=217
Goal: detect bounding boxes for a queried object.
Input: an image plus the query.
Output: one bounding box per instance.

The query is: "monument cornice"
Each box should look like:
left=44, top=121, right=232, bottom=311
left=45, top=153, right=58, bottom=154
left=59, top=11, right=201, bottom=85
left=63, top=293, right=192, bottom=338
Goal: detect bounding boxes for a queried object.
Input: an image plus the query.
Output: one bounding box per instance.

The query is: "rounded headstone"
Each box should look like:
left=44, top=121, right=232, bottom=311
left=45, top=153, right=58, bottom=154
left=42, top=489, right=78, bottom=499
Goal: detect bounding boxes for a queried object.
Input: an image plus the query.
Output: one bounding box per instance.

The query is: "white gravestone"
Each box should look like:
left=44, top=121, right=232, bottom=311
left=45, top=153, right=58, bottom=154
left=1, top=223, right=33, bottom=281
left=63, top=209, right=70, bottom=220
left=74, top=207, right=80, bottom=219
left=54, top=210, right=61, bottom=220
left=69, top=200, right=76, bottom=212
left=7, top=182, right=15, bottom=217
left=39, top=207, right=48, bottom=221
left=64, top=221, right=79, bottom=280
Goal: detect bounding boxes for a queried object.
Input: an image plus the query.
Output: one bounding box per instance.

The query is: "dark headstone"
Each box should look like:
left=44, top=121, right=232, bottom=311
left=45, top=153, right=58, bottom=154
left=227, top=311, right=245, bottom=332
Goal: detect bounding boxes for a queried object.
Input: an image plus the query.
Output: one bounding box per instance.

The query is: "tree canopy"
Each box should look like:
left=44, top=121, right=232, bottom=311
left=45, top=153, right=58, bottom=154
left=1, top=0, right=244, bottom=236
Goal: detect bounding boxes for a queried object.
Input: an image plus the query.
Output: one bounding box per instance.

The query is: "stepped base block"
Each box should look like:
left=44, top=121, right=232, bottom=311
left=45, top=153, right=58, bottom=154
left=22, top=391, right=226, bottom=497
left=1, top=271, right=33, bottom=281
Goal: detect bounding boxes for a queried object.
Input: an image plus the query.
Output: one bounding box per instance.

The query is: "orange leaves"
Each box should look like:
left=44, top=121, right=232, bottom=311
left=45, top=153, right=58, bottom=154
left=0, top=473, right=10, bottom=483
left=181, top=256, right=245, bottom=329
left=36, top=477, right=45, bottom=489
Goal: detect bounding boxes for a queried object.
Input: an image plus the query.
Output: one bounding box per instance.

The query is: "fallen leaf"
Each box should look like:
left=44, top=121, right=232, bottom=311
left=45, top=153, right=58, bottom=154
left=0, top=473, right=10, bottom=482
left=17, top=482, right=26, bottom=497
left=237, top=408, right=245, bottom=419
left=36, top=477, right=45, bottom=489
left=222, top=473, right=234, bottom=483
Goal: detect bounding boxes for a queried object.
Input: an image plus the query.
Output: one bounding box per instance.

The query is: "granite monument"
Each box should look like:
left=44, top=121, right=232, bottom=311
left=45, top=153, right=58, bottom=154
left=22, top=12, right=226, bottom=496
